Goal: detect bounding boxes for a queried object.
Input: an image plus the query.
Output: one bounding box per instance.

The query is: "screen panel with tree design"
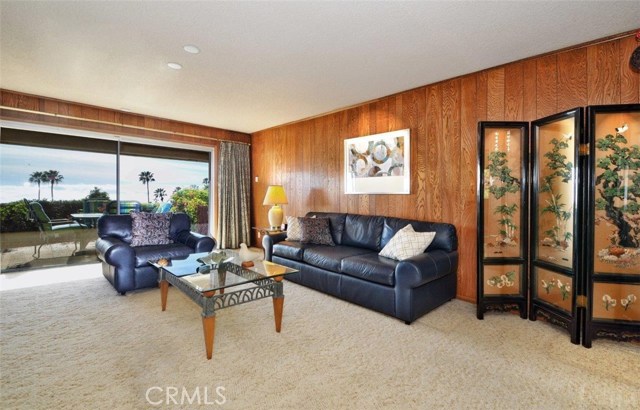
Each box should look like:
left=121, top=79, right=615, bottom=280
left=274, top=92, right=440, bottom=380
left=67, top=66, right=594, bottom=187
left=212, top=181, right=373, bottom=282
left=591, top=108, right=640, bottom=275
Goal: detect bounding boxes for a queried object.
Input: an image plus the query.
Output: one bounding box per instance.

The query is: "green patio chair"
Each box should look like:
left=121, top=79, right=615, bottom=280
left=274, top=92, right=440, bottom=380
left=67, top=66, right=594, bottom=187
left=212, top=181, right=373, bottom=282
left=23, top=199, right=88, bottom=258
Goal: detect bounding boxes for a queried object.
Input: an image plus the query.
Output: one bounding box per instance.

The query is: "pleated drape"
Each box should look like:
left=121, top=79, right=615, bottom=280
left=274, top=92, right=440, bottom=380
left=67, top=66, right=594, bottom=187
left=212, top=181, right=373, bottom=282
left=216, top=142, right=251, bottom=249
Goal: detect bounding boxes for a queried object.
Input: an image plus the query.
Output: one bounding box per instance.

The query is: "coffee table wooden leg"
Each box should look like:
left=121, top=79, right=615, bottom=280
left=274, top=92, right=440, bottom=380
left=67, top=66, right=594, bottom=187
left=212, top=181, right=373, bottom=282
left=202, top=315, right=216, bottom=360
left=160, top=280, right=168, bottom=311
left=273, top=296, right=284, bottom=333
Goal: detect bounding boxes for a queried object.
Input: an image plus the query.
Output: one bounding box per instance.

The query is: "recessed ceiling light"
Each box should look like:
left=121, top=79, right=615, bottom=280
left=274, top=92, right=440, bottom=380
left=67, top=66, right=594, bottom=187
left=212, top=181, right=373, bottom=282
left=183, top=45, right=200, bottom=54
left=167, top=62, right=182, bottom=70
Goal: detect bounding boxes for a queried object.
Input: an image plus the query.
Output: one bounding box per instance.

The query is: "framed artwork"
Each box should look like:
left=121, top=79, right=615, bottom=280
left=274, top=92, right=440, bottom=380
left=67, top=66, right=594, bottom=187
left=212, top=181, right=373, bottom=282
left=476, top=122, right=529, bottom=320
left=530, top=107, right=583, bottom=345
left=344, top=129, right=410, bottom=194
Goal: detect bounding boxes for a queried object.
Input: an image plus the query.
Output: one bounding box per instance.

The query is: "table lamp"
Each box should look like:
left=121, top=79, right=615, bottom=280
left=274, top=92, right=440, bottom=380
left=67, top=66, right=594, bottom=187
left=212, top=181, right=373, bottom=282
left=263, top=185, right=288, bottom=229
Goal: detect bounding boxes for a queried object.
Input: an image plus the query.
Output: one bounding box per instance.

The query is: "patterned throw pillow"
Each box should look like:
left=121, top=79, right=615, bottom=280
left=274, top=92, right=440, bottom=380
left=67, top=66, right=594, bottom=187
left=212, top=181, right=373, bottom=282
left=285, top=216, right=303, bottom=241
left=285, top=215, right=316, bottom=241
left=379, top=224, right=435, bottom=260
left=130, top=212, right=173, bottom=247
left=300, top=217, right=335, bottom=246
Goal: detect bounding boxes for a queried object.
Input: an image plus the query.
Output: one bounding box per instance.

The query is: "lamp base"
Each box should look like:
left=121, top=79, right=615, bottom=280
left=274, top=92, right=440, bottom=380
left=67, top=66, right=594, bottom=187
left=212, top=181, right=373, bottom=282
left=268, top=205, right=284, bottom=229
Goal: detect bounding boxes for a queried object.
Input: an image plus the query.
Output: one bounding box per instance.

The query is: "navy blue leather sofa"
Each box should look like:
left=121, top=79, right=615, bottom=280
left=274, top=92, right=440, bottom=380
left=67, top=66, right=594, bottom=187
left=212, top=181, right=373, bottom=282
left=96, top=213, right=215, bottom=295
left=263, top=212, right=458, bottom=324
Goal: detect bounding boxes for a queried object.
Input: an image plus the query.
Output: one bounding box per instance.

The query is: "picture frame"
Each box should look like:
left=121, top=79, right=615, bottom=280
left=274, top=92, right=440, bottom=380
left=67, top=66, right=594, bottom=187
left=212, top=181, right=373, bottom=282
left=344, top=129, right=410, bottom=194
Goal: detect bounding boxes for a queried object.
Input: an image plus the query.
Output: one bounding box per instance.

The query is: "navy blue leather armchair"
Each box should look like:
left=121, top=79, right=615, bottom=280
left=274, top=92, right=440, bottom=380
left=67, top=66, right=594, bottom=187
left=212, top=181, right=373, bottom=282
left=96, top=213, right=215, bottom=294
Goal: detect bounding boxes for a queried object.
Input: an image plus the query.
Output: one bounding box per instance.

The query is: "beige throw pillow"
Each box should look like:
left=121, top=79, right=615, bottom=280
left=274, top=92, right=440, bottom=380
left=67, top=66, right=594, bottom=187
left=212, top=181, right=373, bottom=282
left=379, top=224, right=435, bottom=260
left=285, top=216, right=303, bottom=241
left=286, top=215, right=316, bottom=241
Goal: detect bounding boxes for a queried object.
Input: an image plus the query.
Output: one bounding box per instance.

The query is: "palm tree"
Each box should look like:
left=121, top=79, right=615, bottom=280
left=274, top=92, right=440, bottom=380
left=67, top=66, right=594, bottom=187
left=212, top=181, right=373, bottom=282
left=154, top=188, right=167, bottom=202
left=28, top=171, right=45, bottom=200
left=42, top=170, right=64, bottom=200
left=138, top=171, right=155, bottom=203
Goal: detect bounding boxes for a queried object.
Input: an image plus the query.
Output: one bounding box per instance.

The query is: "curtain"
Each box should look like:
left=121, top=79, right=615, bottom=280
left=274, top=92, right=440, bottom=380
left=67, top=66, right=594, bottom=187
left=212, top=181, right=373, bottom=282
left=216, top=142, right=251, bottom=249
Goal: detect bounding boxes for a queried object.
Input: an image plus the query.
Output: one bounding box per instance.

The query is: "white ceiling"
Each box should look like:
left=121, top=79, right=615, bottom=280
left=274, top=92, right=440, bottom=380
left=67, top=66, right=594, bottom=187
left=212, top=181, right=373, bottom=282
left=1, top=1, right=639, bottom=134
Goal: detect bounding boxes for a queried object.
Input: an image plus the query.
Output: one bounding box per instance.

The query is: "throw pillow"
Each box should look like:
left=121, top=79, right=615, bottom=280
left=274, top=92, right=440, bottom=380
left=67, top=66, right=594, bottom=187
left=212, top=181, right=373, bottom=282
left=130, top=212, right=173, bottom=247
left=379, top=224, right=435, bottom=260
left=285, top=216, right=303, bottom=241
left=300, top=217, right=335, bottom=246
left=285, top=215, right=316, bottom=241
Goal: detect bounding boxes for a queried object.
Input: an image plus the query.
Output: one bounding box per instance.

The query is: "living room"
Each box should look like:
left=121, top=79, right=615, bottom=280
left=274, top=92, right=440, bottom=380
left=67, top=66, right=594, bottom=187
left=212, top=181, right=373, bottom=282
left=1, top=2, right=639, bottom=409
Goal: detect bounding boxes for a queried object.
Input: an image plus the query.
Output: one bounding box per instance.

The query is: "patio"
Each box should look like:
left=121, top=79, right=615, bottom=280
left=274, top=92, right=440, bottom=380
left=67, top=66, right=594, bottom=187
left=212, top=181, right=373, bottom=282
left=0, top=229, right=99, bottom=272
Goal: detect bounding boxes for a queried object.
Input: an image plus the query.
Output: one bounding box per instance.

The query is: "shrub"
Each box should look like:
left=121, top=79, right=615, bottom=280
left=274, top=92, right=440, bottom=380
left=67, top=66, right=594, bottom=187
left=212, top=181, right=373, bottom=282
left=0, top=200, right=35, bottom=232
left=40, top=200, right=83, bottom=220
left=171, top=188, right=208, bottom=224
left=85, top=187, right=110, bottom=200
left=0, top=199, right=83, bottom=232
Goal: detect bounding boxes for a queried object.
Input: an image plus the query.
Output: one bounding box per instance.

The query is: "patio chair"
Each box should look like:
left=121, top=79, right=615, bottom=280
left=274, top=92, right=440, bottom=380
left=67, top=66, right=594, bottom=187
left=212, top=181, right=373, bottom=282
left=24, top=199, right=88, bottom=258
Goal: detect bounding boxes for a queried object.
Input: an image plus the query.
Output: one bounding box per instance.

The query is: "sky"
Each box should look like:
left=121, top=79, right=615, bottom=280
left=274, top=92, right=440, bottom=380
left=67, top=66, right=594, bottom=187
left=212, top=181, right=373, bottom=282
left=0, top=144, right=210, bottom=203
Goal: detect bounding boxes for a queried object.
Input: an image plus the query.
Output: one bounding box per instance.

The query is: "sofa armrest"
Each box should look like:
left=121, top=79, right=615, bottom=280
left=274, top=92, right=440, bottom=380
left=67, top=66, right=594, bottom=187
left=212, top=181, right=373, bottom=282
left=96, top=236, right=135, bottom=269
left=174, top=231, right=216, bottom=253
left=395, top=250, right=458, bottom=289
left=262, top=232, right=287, bottom=261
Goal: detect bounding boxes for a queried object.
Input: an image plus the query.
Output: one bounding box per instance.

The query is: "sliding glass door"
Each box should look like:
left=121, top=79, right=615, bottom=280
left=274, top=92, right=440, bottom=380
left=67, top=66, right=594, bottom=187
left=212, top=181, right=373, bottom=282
left=119, top=142, right=210, bottom=233
left=0, top=127, right=212, bottom=273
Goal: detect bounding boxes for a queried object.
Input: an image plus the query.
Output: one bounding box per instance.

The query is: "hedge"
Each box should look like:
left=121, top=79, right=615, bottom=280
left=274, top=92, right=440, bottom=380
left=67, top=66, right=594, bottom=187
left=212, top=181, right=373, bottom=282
left=0, top=199, right=83, bottom=233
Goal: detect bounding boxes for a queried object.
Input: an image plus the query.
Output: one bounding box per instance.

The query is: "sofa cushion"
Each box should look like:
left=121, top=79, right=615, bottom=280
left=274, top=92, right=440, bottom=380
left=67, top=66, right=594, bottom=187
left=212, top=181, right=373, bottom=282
left=341, top=214, right=384, bottom=250
left=306, top=212, right=346, bottom=245
left=303, top=245, right=373, bottom=273
left=341, top=253, right=397, bottom=286
left=300, top=217, right=335, bottom=246
left=379, top=224, right=435, bottom=260
left=134, top=243, right=194, bottom=268
left=131, top=212, right=173, bottom=246
left=273, top=241, right=307, bottom=261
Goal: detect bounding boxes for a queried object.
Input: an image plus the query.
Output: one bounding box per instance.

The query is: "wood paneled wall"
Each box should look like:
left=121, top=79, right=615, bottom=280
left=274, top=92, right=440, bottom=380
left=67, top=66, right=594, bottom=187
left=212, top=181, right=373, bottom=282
left=0, top=90, right=251, bottom=146
left=251, top=32, right=640, bottom=303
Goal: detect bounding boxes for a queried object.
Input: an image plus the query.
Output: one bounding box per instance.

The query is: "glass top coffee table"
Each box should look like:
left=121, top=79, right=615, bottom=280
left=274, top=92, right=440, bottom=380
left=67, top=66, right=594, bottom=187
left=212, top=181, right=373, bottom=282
left=150, top=251, right=298, bottom=360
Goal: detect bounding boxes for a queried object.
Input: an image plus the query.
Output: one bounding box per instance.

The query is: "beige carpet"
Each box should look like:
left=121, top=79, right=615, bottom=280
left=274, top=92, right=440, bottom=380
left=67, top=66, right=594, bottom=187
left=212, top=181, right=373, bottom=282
left=1, top=274, right=638, bottom=410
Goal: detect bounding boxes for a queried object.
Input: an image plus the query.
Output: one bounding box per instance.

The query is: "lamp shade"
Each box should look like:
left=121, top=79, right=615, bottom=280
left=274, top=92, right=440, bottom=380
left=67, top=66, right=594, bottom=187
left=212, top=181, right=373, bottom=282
left=262, top=185, right=288, bottom=205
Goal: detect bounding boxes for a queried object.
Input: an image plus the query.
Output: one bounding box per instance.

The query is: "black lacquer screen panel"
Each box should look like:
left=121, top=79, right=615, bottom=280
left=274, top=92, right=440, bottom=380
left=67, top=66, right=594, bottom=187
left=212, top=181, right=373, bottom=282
left=476, top=122, right=529, bottom=320
left=583, top=104, right=640, bottom=347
